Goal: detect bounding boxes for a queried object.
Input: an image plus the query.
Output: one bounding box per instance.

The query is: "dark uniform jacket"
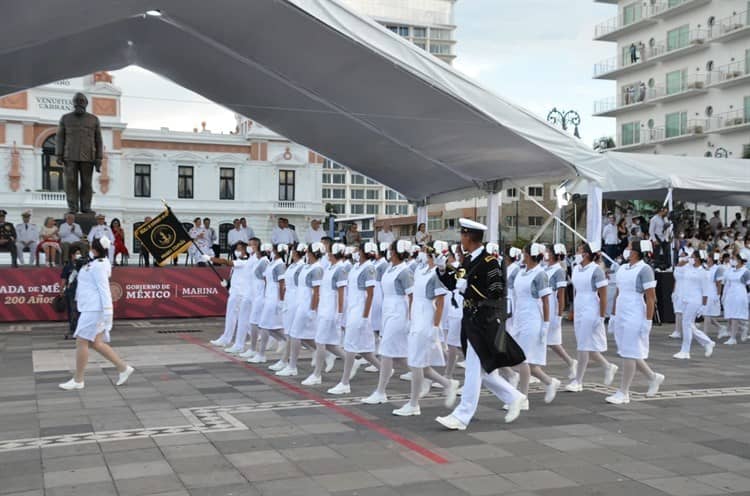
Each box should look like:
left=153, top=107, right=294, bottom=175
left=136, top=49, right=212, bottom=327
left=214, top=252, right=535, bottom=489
left=0, top=221, right=17, bottom=242
left=56, top=112, right=103, bottom=163
left=439, top=248, right=524, bottom=373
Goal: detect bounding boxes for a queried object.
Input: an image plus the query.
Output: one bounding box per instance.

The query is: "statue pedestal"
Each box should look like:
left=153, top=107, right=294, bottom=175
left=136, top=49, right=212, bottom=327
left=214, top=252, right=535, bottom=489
left=75, top=212, right=97, bottom=236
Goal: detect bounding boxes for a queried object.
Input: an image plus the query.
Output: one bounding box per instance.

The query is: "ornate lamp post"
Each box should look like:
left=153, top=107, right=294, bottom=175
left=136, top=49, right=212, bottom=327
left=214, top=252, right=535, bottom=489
left=547, top=107, right=581, bottom=139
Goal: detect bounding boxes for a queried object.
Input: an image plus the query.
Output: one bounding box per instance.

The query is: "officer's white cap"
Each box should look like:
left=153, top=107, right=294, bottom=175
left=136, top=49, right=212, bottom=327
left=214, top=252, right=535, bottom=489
left=459, top=218, right=487, bottom=233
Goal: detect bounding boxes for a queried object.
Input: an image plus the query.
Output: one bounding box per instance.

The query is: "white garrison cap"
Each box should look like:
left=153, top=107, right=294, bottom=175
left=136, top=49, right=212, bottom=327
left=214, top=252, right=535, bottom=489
left=344, top=245, right=356, bottom=256
left=310, top=242, right=326, bottom=254
left=530, top=243, right=546, bottom=256
left=459, top=218, right=487, bottom=233
left=433, top=240, right=449, bottom=253
left=276, top=244, right=288, bottom=253
left=486, top=242, right=500, bottom=255
left=739, top=248, right=750, bottom=261
left=640, top=240, right=654, bottom=253
left=331, top=243, right=346, bottom=255
left=260, top=242, right=273, bottom=252
left=295, top=242, right=308, bottom=252
left=553, top=243, right=567, bottom=255
left=396, top=240, right=412, bottom=254
left=98, top=236, right=111, bottom=250
left=509, top=246, right=522, bottom=259
left=364, top=242, right=378, bottom=254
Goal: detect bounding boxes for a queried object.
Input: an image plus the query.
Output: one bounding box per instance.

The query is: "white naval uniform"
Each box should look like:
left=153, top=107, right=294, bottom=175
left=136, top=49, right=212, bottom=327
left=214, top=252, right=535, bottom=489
left=407, top=266, right=449, bottom=368
left=544, top=263, right=568, bottom=346
left=87, top=224, right=115, bottom=263
left=672, top=264, right=687, bottom=316
left=705, top=265, right=724, bottom=317
left=571, top=262, right=608, bottom=352
left=722, top=266, right=750, bottom=320
left=218, top=257, right=252, bottom=344
left=343, top=261, right=377, bottom=353
left=248, top=256, right=269, bottom=326
left=15, top=222, right=40, bottom=265
left=289, top=262, right=323, bottom=340
left=73, top=258, right=114, bottom=342
left=282, top=260, right=305, bottom=332
left=258, top=258, right=286, bottom=330
left=315, top=260, right=348, bottom=345
left=370, top=258, right=388, bottom=332
left=613, top=260, right=657, bottom=359
left=378, top=262, right=414, bottom=358
left=233, top=256, right=258, bottom=349
left=513, top=265, right=552, bottom=366
left=679, top=265, right=715, bottom=354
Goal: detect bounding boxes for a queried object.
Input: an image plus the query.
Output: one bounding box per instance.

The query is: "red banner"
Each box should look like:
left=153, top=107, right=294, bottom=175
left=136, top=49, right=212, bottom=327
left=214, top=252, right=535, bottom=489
left=0, top=267, right=230, bottom=322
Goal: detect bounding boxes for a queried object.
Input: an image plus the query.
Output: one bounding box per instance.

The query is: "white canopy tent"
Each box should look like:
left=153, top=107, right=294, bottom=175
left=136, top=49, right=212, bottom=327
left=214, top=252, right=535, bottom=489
left=3, top=0, right=748, bottom=243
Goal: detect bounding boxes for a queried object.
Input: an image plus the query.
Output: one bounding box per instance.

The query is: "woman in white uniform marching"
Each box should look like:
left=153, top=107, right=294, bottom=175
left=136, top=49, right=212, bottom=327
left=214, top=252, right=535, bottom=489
left=669, top=251, right=690, bottom=339
left=721, top=249, right=750, bottom=345
left=704, top=252, right=726, bottom=340
left=234, top=238, right=260, bottom=359
left=513, top=243, right=561, bottom=409
left=279, top=243, right=325, bottom=377
left=565, top=242, right=618, bottom=392
left=208, top=241, right=252, bottom=348
left=674, top=250, right=715, bottom=359
left=271, top=243, right=307, bottom=372
left=253, top=244, right=288, bottom=364
left=242, top=243, right=269, bottom=359
left=505, top=247, right=523, bottom=338
left=59, top=237, right=134, bottom=390
left=370, top=243, right=389, bottom=346
left=545, top=244, right=578, bottom=380
left=392, top=241, right=459, bottom=416
left=442, top=247, right=465, bottom=380
left=328, top=243, right=382, bottom=395
left=302, top=243, right=348, bottom=386
left=362, top=240, right=414, bottom=404
left=607, top=240, right=665, bottom=404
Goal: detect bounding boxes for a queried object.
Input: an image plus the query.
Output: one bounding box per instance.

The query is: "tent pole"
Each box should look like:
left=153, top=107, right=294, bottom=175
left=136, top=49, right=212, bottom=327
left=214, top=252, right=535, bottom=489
left=531, top=209, right=560, bottom=243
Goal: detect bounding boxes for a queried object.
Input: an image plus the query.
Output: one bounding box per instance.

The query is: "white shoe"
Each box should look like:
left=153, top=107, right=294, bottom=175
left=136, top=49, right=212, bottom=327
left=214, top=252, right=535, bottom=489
left=672, top=351, right=690, bottom=360
left=568, top=359, right=578, bottom=380
left=504, top=395, right=526, bottom=423
left=704, top=342, right=715, bottom=358
left=361, top=392, right=388, bottom=404
left=604, top=363, right=618, bottom=386
left=224, top=345, right=243, bottom=355
left=669, top=331, right=681, bottom=339
left=392, top=403, right=421, bottom=416
left=268, top=360, right=287, bottom=371
left=327, top=382, right=351, bottom=395
left=725, top=337, right=737, bottom=346
left=432, top=381, right=444, bottom=389
left=444, top=379, right=459, bottom=408
left=248, top=354, right=267, bottom=364
left=58, top=378, right=84, bottom=391
left=544, top=378, right=561, bottom=404
left=717, top=327, right=730, bottom=339
left=364, top=365, right=379, bottom=373
left=507, top=370, right=520, bottom=389
left=324, top=353, right=337, bottom=373
left=276, top=366, right=298, bottom=377
left=116, top=365, right=134, bottom=386
left=503, top=397, right=529, bottom=411
left=456, top=361, right=466, bottom=369
left=565, top=380, right=583, bottom=392
left=529, top=376, right=540, bottom=384
left=418, top=380, right=432, bottom=399
left=349, top=358, right=365, bottom=381
left=239, top=349, right=256, bottom=359
left=301, top=374, right=322, bottom=386
left=646, top=373, right=665, bottom=397
left=399, top=371, right=412, bottom=381
left=435, top=414, right=467, bottom=430
left=605, top=391, right=630, bottom=405
left=210, top=338, right=228, bottom=347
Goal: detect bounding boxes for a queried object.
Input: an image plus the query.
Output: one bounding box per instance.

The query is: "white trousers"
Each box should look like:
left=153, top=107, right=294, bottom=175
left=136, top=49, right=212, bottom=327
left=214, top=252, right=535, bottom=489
left=451, top=342, right=522, bottom=426
left=233, top=297, right=254, bottom=348
left=16, top=241, right=38, bottom=264
left=680, top=302, right=714, bottom=354
left=220, top=293, right=242, bottom=343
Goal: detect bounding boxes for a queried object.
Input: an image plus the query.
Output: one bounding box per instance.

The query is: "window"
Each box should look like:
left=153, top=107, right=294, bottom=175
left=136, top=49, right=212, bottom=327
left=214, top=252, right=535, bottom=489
left=178, top=166, right=193, bottom=199
left=622, top=2, right=642, bottom=26
left=132, top=222, right=144, bottom=253
left=505, top=216, right=515, bottom=226
left=219, top=168, right=234, bottom=200
left=413, top=27, right=427, bottom=38
left=329, top=204, right=345, bottom=214
left=385, top=189, right=401, bottom=200
left=350, top=174, right=365, bottom=185
left=429, top=43, right=451, bottom=55
left=444, top=218, right=456, bottom=230
left=385, top=204, right=399, bottom=215
left=386, top=25, right=408, bottom=37
left=414, top=41, right=427, bottom=50
left=323, top=160, right=344, bottom=170
left=744, top=96, right=750, bottom=123
left=666, top=69, right=686, bottom=95
left=350, top=204, right=365, bottom=215
left=41, top=134, right=64, bottom=192
left=366, top=204, right=379, bottom=215
left=430, top=28, right=451, bottom=40
left=366, top=178, right=378, bottom=185
left=322, top=188, right=331, bottom=199
left=665, top=111, right=687, bottom=138
left=134, top=164, right=151, bottom=198
left=506, top=188, right=517, bottom=198
left=350, top=189, right=364, bottom=200
left=279, top=170, right=295, bottom=201
left=428, top=217, right=442, bottom=232
left=667, top=25, right=689, bottom=52
left=332, top=188, right=345, bottom=199
left=528, top=186, right=544, bottom=198
left=323, top=173, right=345, bottom=184
left=366, top=189, right=379, bottom=200
left=621, top=121, right=640, bottom=146
left=398, top=205, right=409, bottom=215
left=361, top=220, right=371, bottom=231
left=219, top=222, right=233, bottom=253
left=528, top=216, right=544, bottom=227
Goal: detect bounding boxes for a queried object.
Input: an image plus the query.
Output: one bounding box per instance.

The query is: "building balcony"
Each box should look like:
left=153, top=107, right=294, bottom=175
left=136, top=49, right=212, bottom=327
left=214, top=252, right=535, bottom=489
left=649, top=74, right=708, bottom=105
left=707, top=60, right=750, bottom=89
left=648, top=29, right=711, bottom=63
left=28, top=191, right=67, bottom=206
left=651, top=0, right=712, bottom=20
left=274, top=201, right=316, bottom=212
left=709, top=109, right=750, bottom=135
left=593, top=53, right=656, bottom=79
left=713, top=10, right=750, bottom=43
left=653, top=119, right=711, bottom=145
left=593, top=88, right=658, bottom=117
left=594, top=9, right=657, bottom=41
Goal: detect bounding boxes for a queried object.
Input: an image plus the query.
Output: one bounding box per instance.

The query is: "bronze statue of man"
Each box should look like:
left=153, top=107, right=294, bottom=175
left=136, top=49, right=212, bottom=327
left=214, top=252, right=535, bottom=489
left=56, top=92, right=103, bottom=214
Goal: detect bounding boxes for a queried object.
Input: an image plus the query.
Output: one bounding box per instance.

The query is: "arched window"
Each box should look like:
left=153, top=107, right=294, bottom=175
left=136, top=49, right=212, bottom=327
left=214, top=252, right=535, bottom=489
left=41, top=134, right=64, bottom=192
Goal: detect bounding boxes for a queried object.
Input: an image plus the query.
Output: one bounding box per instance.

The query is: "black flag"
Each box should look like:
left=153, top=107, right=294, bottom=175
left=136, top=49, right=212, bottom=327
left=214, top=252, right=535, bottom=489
left=134, top=207, right=193, bottom=266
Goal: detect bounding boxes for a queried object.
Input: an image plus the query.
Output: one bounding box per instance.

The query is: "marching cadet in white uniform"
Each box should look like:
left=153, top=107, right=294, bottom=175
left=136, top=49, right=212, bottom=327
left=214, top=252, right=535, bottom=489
left=505, top=247, right=523, bottom=337
left=271, top=243, right=307, bottom=372
left=208, top=241, right=252, bottom=347
left=59, top=237, right=133, bottom=390
left=302, top=243, right=348, bottom=386
left=513, top=243, right=561, bottom=409
left=241, top=243, right=269, bottom=359
left=88, top=213, right=115, bottom=263
left=234, top=239, right=260, bottom=358
left=722, top=249, right=750, bottom=345
left=704, top=252, right=726, bottom=340
left=669, top=251, right=690, bottom=339
left=565, top=242, right=618, bottom=392
left=371, top=243, right=389, bottom=345
left=279, top=243, right=325, bottom=377
left=442, top=246, right=465, bottom=381
left=545, top=244, right=578, bottom=380
left=253, top=244, right=288, bottom=364
left=607, top=240, right=665, bottom=404
left=328, top=243, right=382, bottom=395
left=393, top=241, right=459, bottom=416
left=361, top=240, right=414, bottom=404
left=674, top=250, right=715, bottom=359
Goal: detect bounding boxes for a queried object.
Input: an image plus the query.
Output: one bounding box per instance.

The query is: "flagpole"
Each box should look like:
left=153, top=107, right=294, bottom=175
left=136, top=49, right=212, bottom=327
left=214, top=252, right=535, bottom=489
left=162, top=199, right=228, bottom=289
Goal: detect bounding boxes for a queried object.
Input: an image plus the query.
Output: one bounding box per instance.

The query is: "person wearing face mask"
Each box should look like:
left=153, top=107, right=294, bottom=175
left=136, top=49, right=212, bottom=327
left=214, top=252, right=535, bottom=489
left=328, top=243, right=382, bottom=395
left=705, top=252, right=728, bottom=340
left=367, top=241, right=390, bottom=365
left=721, top=249, right=750, bottom=345
left=441, top=245, right=466, bottom=382
left=606, top=240, right=664, bottom=404
left=237, top=242, right=270, bottom=359
left=254, top=244, right=288, bottom=365
left=271, top=243, right=307, bottom=373
left=669, top=249, right=691, bottom=340
left=60, top=247, right=87, bottom=339
left=545, top=244, right=578, bottom=381
left=566, top=242, right=618, bottom=392
left=673, top=250, right=715, bottom=359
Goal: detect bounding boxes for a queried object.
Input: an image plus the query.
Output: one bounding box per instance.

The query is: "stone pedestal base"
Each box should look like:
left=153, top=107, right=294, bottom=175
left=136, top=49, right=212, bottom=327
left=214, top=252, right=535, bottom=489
left=75, top=212, right=97, bottom=236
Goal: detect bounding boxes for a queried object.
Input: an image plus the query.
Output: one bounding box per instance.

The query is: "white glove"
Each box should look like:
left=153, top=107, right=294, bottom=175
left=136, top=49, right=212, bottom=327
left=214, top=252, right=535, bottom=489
left=540, top=321, right=550, bottom=344
left=456, top=278, right=467, bottom=293
left=199, top=254, right=212, bottom=263
left=607, top=315, right=616, bottom=335
left=102, top=311, right=114, bottom=331
left=435, top=254, right=447, bottom=271
left=336, top=312, right=344, bottom=328
left=641, top=320, right=653, bottom=336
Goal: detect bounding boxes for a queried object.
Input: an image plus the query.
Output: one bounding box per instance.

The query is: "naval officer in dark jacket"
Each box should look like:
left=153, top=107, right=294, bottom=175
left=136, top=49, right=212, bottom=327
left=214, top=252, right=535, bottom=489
left=435, top=218, right=526, bottom=430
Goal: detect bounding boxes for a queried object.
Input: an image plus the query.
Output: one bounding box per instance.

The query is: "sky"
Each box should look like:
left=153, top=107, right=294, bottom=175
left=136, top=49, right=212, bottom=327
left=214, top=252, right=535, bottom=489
left=112, top=0, right=617, bottom=147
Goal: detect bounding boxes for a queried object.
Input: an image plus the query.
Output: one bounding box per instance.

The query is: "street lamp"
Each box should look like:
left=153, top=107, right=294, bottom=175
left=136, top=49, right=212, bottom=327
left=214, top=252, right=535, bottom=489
left=547, top=107, right=581, bottom=139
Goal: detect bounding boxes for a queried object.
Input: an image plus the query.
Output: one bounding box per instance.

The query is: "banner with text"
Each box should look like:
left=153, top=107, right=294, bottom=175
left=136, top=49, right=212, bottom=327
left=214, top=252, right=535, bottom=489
left=0, top=267, right=230, bottom=322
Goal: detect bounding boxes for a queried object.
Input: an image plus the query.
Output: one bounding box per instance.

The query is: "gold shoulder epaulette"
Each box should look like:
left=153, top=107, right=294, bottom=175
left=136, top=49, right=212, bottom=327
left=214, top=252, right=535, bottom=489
left=484, top=256, right=494, bottom=262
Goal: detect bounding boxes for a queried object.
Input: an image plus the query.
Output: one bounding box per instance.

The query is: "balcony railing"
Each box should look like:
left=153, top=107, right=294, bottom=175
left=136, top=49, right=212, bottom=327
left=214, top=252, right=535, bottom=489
left=716, top=9, right=750, bottom=37
left=275, top=201, right=312, bottom=210
left=30, top=191, right=67, bottom=203
left=710, top=109, right=750, bottom=133
left=707, top=60, right=749, bottom=86
left=652, top=0, right=710, bottom=18
left=594, top=6, right=653, bottom=39
left=649, top=29, right=710, bottom=59
left=593, top=85, right=661, bottom=114
left=659, top=118, right=710, bottom=141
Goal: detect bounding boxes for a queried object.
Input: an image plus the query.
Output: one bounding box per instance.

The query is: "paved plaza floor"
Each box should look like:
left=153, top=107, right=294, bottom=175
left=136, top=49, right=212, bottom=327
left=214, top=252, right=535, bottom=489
left=1, top=317, right=750, bottom=496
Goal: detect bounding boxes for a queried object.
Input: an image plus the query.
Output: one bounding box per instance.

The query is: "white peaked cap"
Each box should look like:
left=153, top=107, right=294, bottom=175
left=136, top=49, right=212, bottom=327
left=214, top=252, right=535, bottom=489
left=553, top=243, right=567, bottom=255
left=509, top=246, right=522, bottom=259
left=588, top=240, right=602, bottom=253
left=379, top=241, right=390, bottom=252
left=459, top=218, right=487, bottom=232
left=295, top=242, right=308, bottom=252
left=276, top=244, right=288, bottom=253
left=364, top=242, right=378, bottom=254
left=396, top=240, right=412, bottom=254
left=486, top=242, right=499, bottom=255
left=260, top=243, right=273, bottom=252
left=311, top=242, right=326, bottom=254
left=640, top=240, right=654, bottom=253
left=433, top=240, right=449, bottom=253
left=530, top=243, right=545, bottom=256
left=331, top=243, right=346, bottom=255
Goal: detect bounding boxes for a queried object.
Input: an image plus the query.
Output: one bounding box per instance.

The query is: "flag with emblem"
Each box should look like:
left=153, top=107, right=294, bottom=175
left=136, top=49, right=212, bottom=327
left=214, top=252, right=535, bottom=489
left=134, top=207, right=192, bottom=266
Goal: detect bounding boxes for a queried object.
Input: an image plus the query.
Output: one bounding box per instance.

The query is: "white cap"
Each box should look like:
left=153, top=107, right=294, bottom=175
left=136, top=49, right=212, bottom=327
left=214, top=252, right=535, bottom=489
left=459, top=218, right=487, bottom=233
left=433, top=240, right=449, bottom=253
left=410, top=245, right=420, bottom=255
left=310, top=242, right=326, bottom=254
left=530, top=243, right=545, bottom=256
left=276, top=244, right=288, bottom=253
left=486, top=242, right=499, bottom=255
left=739, top=248, right=750, bottom=262
left=379, top=241, right=390, bottom=252
left=344, top=245, right=356, bottom=256
left=331, top=243, right=346, bottom=255
left=396, top=240, right=412, bottom=254
left=553, top=243, right=567, bottom=255
left=588, top=240, right=601, bottom=253
left=698, top=249, right=708, bottom=260
left=713, top=252, right=721, bottom=261
left=640, top=240, right=654, bottom=253
left=295, top=242, right=308, bottom=252
left=260, top=242, right=273, bottom=252
left=364, top=242, right=378, bottom=254
left=509, top=246, right=522, bottom=259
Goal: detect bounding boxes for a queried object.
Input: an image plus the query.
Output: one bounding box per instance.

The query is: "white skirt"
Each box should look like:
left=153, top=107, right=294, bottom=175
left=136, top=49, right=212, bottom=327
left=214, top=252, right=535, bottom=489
left=446, top=316, right=462, bottom=348
left=258, top=298, right=283, bottom=330
left=672, top=292, right=685, bottom=314
left=705, top=295, right=721, bottom=317
left=407, top=324, right=445, bottom=368
left=379, top=299, right=408, bottom=358
left=547, top=318, right=563, bottom=346
left=344, top=317, right=375, bottom=353
left=315, top=315, right=341, bottom=345
left=249, top=297, right=264, bottom=325
left=290, top=307, right=316, bottom=340
left=73, top=311, right=110, bottom=343
left=614, top=321, right=650, bottom=360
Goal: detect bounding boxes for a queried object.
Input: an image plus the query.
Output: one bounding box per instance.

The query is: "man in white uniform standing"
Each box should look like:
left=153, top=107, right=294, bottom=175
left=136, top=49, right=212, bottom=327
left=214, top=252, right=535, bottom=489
left=15, top=210, right=39, bottom=265
left=305, top=219, right=325, bottom=244
left=87, top=213, right=115, bottom=263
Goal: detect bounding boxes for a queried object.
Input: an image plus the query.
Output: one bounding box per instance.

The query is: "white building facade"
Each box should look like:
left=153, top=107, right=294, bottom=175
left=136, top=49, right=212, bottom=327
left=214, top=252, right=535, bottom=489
left=593, top=0, right=750, bottom=159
